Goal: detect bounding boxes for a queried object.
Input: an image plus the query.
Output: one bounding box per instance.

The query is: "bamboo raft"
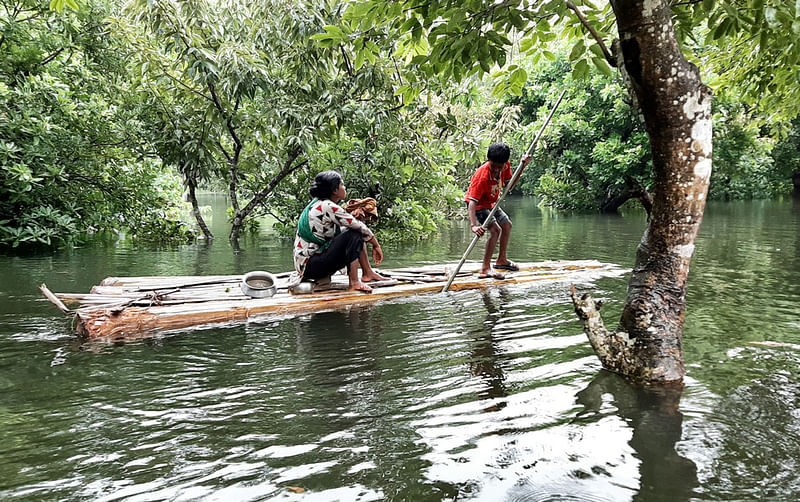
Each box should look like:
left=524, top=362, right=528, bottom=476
left=41, top=260, right=626, bottom=340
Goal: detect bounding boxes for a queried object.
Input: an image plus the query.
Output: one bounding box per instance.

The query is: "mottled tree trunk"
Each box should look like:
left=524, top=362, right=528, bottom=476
left=572, top=0, right=712, bottom=384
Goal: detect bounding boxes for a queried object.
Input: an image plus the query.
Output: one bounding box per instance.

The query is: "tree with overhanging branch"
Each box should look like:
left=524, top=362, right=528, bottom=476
left=113, top=0, right=416, bottom=245
left=326, top=0, right=799, bottom=384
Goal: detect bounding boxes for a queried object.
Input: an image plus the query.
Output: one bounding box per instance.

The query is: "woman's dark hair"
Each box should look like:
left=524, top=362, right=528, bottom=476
left=309, top=170, right=343, bottom=199
left=487, top=142, right=511, bottom=163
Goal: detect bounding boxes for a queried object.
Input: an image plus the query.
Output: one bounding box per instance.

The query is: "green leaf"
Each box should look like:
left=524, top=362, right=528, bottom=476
left=520, top=37, right=536, bottom=53
left=509, top=10, right=526, bottom=30
left=539, top=32, right=557, bottom=42
left=572, top=59, right=590, bottom=80
left=713, top=18, right=731, bottom=39
left=569, top=40, right=586, bottom=61
left=510, top=67, right=527, bottom=86
left=324, top=25, right=344, bottom=36
left=310, top=33, right=333, bottom=41
left=592, top=57, right=613, bottom=77
left=589, top=44, right=605, bottom=58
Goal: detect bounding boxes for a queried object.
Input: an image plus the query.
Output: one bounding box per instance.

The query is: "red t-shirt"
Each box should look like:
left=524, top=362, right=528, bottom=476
left=465, top=161, right=512, bottom=210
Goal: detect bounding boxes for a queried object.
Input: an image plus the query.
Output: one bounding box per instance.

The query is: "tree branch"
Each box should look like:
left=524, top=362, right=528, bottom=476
left=565, top=1, right=616, bottom=67
left=38, top=47, right=66, bottom=67
left=340, top=45, right=354, bottom=77
left=239, top=151, right=308, bottom=217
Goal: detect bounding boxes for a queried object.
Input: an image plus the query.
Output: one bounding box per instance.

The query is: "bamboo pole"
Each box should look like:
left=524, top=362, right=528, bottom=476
left=40, top=284, right=71, bottom=314
left=442, top=89, right=568, bottom=293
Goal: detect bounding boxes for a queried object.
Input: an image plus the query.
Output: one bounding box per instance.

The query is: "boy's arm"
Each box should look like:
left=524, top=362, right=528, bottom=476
left=467, top=200, right=485, bottom=237
left=507, top=155, right=532, bottom=191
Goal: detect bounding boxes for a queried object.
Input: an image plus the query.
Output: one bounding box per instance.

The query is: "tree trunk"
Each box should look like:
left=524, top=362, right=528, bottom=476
left=600, top=176, right=653, bottom=215
left=185, top=176, right=214, bottom=240
left=793, top=170, right=800, bottom=198
left=228, top=159, right=243, bottom=244
left=572, top=0, right=713, bottom=384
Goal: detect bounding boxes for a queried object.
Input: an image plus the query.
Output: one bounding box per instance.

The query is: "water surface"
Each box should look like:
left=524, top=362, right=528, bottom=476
left=1, top=196, right=799, bottom=501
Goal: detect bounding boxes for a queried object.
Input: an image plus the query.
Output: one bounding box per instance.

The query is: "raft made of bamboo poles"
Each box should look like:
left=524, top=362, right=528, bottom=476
left=40, top=260, right=625, bottom=340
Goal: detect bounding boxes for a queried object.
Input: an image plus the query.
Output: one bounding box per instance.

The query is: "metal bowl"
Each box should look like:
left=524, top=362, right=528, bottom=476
left=240, top=271, right=278, bottom=298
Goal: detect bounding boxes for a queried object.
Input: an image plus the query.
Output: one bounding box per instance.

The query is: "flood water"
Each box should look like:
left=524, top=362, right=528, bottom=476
left=1, top=196, right=799, bottom=501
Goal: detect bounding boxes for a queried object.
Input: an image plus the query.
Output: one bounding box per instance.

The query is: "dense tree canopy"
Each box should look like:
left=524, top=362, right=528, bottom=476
left=2, top=0, right=798, bottom=253
left=0, top=0, right=191, bottom=247
left=496, top=53, right=793, bottom=212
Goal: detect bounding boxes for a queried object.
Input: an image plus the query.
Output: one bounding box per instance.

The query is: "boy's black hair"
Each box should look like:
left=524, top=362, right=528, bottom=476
left=309, top=170, right=343, bottom=199
left=487, top=142, right=511, bottom=163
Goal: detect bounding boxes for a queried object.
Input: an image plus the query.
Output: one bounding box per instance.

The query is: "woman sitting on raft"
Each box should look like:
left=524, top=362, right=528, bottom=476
left=293, top=170, right=387, bottom=293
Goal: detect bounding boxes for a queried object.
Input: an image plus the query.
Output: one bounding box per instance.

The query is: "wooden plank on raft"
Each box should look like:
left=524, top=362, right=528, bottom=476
left=43, top=260, right=626, bottom=340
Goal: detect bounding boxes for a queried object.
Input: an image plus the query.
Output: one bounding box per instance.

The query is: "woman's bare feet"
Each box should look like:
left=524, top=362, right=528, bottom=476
left=361, top=272, right=390, bottom=283
left=349, top=281, right=373, bottom=293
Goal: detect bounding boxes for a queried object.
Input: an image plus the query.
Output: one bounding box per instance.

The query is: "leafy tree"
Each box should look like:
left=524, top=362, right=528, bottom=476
left=503, top=54, right=790, bottom=211
left=693, top=1, right=800, bottom=123
left=501, top=57, right=652, bottom=213
left=115, top=0, right=440, bottom=246
left=266, top=107, right=463, bottom=241
left=770, top=118, right=800, bottom=197
left=710, top=96, right=789, bottom=200
left=336, top=0, right=797, bottom=384
left=0, top=0, right=191, bottom=247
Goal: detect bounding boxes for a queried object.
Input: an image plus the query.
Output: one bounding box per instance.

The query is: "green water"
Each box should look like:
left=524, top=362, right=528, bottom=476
left=1, top=196, right=799, bottom=501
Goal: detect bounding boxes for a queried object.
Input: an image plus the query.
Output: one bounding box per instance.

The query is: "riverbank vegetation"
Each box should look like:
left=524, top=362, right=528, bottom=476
left=2, top=0, right=799, bottom=249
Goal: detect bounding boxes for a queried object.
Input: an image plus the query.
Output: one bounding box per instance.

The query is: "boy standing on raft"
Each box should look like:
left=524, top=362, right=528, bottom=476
left=465, top=142, right=531, bottom=279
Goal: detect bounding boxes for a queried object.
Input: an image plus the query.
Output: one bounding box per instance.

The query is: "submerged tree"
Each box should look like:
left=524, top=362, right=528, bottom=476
left=115, top=0, right=313, bottom=244
left=334, top=0, right=796, bottom=384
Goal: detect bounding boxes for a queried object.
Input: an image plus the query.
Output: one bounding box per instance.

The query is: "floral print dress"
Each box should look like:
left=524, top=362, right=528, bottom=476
left=293, top=198, right=374, bottom=277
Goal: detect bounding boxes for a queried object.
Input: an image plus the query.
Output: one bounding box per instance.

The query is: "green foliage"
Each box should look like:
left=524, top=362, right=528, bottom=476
left=673, top=0, right=800, bottom=122
left=117, top=0, right=448, bottom=240
left=267, top=108, right=462, bottom=241
left=499, top=55, right=651, bottom=212
left=496, top=52, right=790, bottom=211
left=49, top=0, right=80, bottom=11
left=0, top=0, right=192, bottom=248
left=710, top=97, right=790, bottom=200
left=770, top=118, right=800, bottom=189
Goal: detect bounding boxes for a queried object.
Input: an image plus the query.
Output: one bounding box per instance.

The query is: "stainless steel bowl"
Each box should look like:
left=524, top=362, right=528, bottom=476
left=240, top=271, right=278, bottom=298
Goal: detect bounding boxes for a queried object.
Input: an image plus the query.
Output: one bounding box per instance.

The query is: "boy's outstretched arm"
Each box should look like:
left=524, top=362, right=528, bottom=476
left=508, top=155, right=532, bottom=191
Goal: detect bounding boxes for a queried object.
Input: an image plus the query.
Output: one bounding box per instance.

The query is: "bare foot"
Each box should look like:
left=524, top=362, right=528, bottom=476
left=361, top=272, right=390, bottom=282
left=349, top=281, right=373, bottom=293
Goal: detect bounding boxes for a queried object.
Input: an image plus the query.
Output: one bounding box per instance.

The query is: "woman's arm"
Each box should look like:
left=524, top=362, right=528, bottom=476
left=367, top=235, right=383, bottom=265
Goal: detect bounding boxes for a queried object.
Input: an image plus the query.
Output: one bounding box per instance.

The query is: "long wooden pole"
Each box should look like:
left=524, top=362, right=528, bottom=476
left=442, top=89, right=567, bottom=293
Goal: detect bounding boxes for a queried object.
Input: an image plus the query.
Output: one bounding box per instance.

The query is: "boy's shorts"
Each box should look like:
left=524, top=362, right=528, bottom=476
left=475, top=206, right=510, bottom=226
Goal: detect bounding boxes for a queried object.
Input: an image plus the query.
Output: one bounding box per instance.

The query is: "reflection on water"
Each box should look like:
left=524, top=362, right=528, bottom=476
left=468, top=292, right=511, bottom=407
left=1, top=197, right=799, bottom=500
left=575, top=371, right=698, bottom=502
